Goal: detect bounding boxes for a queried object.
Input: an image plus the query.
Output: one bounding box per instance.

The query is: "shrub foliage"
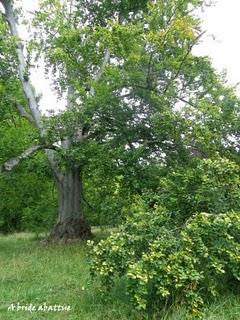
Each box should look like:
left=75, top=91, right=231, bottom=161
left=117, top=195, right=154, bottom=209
left=89, top=199, right=240, bottom=317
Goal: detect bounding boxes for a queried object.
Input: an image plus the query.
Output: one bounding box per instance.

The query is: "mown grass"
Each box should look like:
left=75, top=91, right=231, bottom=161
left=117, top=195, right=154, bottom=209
left=0, top=231, right=239, bottom=319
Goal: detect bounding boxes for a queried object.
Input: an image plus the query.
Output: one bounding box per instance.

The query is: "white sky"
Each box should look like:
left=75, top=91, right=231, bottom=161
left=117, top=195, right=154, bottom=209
left=19, top=0, right=240, bottom=112
left=194, top=0, right=240, bottom=87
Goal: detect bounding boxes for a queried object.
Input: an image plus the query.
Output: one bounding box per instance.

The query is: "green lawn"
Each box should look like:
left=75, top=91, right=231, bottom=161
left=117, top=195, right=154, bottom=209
left=0, top=232, right=239, bottom=320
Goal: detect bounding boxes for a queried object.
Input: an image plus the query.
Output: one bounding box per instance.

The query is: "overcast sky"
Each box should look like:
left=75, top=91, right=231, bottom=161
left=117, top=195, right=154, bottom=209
left=19, top=0, right=240, bottom=112
left=194, top=0, right=240, bottom=86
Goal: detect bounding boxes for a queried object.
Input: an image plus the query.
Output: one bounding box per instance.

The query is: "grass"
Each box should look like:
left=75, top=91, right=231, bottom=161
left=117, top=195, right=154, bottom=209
left=0, top=231, right=239, bottom=320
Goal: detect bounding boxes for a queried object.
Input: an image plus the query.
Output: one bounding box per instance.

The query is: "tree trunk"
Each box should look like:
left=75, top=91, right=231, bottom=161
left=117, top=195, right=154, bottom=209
left=49, top=166, right=92, bottom=241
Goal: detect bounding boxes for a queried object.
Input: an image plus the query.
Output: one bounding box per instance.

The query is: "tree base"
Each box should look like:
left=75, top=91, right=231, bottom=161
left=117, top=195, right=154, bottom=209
left=48, top=217, right=92, bottom=241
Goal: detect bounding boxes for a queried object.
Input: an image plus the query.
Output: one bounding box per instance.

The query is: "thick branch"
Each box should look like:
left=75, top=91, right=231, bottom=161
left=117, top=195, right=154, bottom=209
left=90, top=49, right=110, bottom=96
left=16, top=104, right=36, bottom=126
left=0, top=145, right=52, bottom=172
left=95, top=49, right=110, bottom=82
left=1, top=0, right=41, bottom=128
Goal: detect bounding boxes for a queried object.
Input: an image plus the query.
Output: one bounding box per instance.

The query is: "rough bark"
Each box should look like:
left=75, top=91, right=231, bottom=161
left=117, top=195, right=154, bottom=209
left=49, top=166, right=92, bottom=241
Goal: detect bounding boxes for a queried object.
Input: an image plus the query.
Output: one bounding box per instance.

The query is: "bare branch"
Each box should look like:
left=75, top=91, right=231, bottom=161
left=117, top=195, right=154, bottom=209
left=94, top=49, right=110, bottom=82
left=0, top=145, right=56, bottom=172
left=177, top=96, right=198, bottom=108
left=163, top=31, right=206, bottom=94
left=1, top=0, right=42, bottom=128
left=15, top=104, right=36, bottom=126
left=90, top=49, right=110, bottom=96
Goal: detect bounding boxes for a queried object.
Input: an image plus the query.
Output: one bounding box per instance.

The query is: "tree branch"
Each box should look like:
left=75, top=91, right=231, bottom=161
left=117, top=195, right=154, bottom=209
left=15, top=104, right=36, bottom=126
left=0, top=144, right=57, bottom=172
left=90, top=49, right=110, bottom=96
left=176, top=96, right=198, bottom=108
left=163, top=31, right=206, bottom=94
left=1, top=0, right=42, bottom=128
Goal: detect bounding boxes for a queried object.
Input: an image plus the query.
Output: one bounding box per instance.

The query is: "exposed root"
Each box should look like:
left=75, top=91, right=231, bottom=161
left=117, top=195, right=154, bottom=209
left=48, top=217, right=92, bottom=242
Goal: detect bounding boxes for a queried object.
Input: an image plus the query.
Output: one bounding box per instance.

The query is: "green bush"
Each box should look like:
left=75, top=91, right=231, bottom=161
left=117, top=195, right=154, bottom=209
left=159, top=158, right=240, bottom=223
left=21, top=196, right=57, bottom=238
left=89, top=202, right=240, bottom=318
left=0, top=157, right=56, bottom=234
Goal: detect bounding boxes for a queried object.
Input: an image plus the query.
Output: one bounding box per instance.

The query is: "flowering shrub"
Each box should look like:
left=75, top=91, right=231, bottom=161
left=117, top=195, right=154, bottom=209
left=89, top=203, right=240, bottom=318
left=89, top=199, right=172, bottom=285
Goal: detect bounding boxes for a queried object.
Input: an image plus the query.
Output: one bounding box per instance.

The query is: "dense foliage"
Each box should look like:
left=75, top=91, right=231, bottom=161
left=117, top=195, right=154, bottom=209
left=90, top=156, right=240, bottom=317
left=158, top=157, right=240, bottom=223
left=0, top=120, right=56, bottom=233
left=89, top=198, right=240, bottom=317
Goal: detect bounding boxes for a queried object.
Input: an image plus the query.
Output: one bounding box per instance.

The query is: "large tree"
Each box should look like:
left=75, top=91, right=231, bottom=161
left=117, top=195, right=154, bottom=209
left=0, top=0, right=239, bottom=239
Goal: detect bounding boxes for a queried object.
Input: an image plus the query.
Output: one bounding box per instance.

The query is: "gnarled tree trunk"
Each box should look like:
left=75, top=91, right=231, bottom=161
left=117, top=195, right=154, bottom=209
left=49, top=166, right=92, bottom=241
